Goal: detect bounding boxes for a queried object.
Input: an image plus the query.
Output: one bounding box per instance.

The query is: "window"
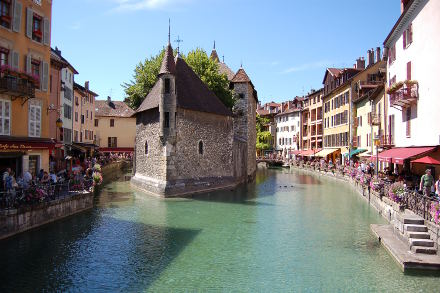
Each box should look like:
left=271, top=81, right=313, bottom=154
left=86, top=110, right=88, bottom=119
left=32, top=13, right=42, bottom=42
left=63, top=104, right=72, bottom=119
left=198, top=140, right=204, bottom=155
left=164, top=112, right=169, bottom=128
left=145, top=141, right=148, bottom=155
left=108, top=137, right=117, bottom=148
left=164, top=78, right=170, bottom=94
left=406, top=108, right=411, bottom=137
left=63, top=128, right=72, bottom=144
left=29, top=104, right=41, bottom=137
left=75, top=112, right=78, bottom=122
left=75, top=96, right=79, bottom=106
left=388, top=44, right=396, bottom=64
left=407, top=62, right=411, bottom=80
left=31, top=59, right=40, bottom=83
left=74, top=130, right=78, bottom=142
left=81, top=115, right=84, bottom=124
left=94, top=119, right=98, bottom=127
left=0, top=0, right=11, bottom=29
left=110, top=118, right=114, bottom=127
left=80, top=131, right=83, bottom=142
left=0, top=99, right=11, bottom=135
left=239, top=93, right=244, bottom=99
left=0, top=47, right=8, bottom=66
left=403, top=23, right=413, bottom=49
left=90, top=112, right=92, bottom=120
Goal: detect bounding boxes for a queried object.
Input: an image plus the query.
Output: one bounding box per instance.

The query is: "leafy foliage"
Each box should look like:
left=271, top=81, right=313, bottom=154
left=123, top=48, right=234, bottom=110
left=256, top=114, right=271, bottom=151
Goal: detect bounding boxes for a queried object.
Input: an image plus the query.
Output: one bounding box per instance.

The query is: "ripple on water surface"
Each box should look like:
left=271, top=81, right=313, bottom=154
left=0, top=168, right=439, bottom=292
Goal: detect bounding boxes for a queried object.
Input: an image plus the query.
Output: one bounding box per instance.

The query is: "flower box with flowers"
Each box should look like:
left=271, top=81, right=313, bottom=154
left=430, top=202, right=440, bottom=225
left=388, top=182, right=406, bottom=211
left=33, top=30, right=42, bottom=38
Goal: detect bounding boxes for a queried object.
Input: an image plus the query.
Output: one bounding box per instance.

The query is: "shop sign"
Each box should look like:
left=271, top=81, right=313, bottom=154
left=0, top=143, right=50, bottom=151
left=33, top=0, right=42, bottom=6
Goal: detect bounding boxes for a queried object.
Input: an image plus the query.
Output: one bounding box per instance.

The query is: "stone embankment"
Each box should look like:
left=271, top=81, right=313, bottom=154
left=291, top=164, right=440, bottom=271
left=0, top=160, right=131, bottom=241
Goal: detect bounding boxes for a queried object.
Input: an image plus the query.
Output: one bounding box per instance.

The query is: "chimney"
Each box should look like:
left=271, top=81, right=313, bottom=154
left=383, top=47, right=389, bottom=60
left=367, top=49, right=374, bottom=67
left=85, top=81, right=89, bottom=90
left=376, top=47, right=381, bottom=63
left=356, top=57, right=365, bottom=70
left=55, top=46, right=61, bottom=56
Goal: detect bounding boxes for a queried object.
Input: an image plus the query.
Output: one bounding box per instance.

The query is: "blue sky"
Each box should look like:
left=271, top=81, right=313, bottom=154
left=52, top=0, right=401, bottom=104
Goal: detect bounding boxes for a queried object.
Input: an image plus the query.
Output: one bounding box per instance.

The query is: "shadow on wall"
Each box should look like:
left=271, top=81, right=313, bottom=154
left=0, top=210, right=201, bottom=292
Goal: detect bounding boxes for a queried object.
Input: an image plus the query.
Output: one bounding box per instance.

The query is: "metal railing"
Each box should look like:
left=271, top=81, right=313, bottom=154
left=0, top=75, right=35, bottom=98
left=0, top=179, right=94, bottom=210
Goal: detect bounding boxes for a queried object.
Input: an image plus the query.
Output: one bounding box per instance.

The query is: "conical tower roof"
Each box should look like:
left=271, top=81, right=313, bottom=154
left=159, top=43, right=176, bottom=75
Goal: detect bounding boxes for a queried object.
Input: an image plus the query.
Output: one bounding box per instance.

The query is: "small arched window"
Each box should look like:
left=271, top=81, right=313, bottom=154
left=198, top=140, right=204, bottom=155
left=145, top=141, right=148, bottom=155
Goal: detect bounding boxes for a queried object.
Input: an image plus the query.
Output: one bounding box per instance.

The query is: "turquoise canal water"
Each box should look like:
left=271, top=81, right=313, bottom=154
left=1, top=168, right=439, bottom=292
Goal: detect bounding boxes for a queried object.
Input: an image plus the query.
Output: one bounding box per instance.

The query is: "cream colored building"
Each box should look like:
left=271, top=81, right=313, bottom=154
left=95, top=97, right=135, bottom=153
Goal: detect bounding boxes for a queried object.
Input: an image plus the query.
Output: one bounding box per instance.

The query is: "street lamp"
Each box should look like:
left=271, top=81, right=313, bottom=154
left=56, top=118, right=63, bottom=128
left=374, top=135, right=380, bottom=176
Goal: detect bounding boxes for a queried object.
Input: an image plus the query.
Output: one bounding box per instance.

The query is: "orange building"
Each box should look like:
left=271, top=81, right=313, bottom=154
left=0, top=0, right=53, bottom=177
left=72, top=81, right=98, bottom=156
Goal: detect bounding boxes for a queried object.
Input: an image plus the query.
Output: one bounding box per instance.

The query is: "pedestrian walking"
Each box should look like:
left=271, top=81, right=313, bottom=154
left=419, top=169, right=434, bottom=197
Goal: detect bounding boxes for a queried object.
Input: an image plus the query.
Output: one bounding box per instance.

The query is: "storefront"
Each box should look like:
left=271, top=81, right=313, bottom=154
left=0, top=137, right=55, bottom=177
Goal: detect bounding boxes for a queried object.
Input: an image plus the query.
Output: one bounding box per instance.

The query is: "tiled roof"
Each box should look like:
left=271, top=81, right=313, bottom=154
left=327, top=68, right=343, bottom=77
left=231, top=68, right=251, bottom=83
left=218, top=62, right=235, bottom=81
left=257, top=109, right=269, bottom=115
left=74, top=82, right=99, bottom=97
left=136, top=46, right=232, bottom=117
left=50, top=47, right=78, bottom=74
left=95, top=100, right=135, bottom=117
left=159, top=43, right=176, bottom=75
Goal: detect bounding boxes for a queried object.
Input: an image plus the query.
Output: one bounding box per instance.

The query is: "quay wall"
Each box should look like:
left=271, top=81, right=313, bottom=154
left=0, top=192, right=93, bottom=240
left=292, top=166, right=440, bottom=248
left=0, top=160, right=132, bottom=241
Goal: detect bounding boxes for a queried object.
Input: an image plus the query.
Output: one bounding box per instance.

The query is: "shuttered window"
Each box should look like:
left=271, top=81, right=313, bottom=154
left=12, top=0, right=22, bottom=32
left=108, top=137, right=117, bottom=148
left=406, top=108, right=411, bottom=137
left=0, top=0, right=11, bottom=29
left=0, top=99, right=11, bottom=135
left=407, top=62, right=411, bottom=80
left=29, top=104, right=41, bottom=137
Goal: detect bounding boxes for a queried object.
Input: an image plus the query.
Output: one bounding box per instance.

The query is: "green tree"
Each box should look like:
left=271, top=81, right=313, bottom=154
left=256, top=114, right=271, bottom=155
left=123, top=48, right=234, bottom=110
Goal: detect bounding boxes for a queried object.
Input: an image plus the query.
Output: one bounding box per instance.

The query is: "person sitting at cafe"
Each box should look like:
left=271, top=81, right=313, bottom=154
left=419, top=169, right=434, bottom=197
left=41, top=172, right=50, bottom=184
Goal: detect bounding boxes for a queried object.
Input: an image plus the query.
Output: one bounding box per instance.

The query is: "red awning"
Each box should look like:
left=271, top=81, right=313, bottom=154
left=99, top=147, right=134, bottom=153
left=411, top=156, right=440, bottom=165
left=378, top=147, right=436, bottom=164
left=299, top=149, right=322, bottom=157
left=290, top=150, right=302, bottom=155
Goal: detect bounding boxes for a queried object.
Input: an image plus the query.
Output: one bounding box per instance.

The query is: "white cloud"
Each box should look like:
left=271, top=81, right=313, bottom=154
left=110, top=0, right=193, bottom=12
left=282, top=60, right=332, bottom=74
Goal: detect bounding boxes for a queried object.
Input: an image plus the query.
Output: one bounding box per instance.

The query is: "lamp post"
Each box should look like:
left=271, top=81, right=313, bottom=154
left=374, top=135, right=380, bottom=176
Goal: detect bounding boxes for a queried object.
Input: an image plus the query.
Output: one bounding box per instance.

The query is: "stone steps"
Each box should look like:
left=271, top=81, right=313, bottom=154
left=407, top=231, right=431, bottom=239
left=404, top=224, right=428, bottom=232
left=410, top=238, right=435, bottom=247
left=411, top=246, right=438, bottom=255
left=403, top=218, right=424, bottom=225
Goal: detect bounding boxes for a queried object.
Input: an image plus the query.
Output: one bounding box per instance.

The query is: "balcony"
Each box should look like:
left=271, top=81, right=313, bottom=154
left=389, top=83, right=418, bottom=108
left=0, top=75, right=35, bottom=98
left=380, top=135, right=394, bottom=147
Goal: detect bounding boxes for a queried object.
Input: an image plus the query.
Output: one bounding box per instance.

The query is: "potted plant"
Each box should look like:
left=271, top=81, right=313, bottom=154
left=430, top=202, right=440, bottom=225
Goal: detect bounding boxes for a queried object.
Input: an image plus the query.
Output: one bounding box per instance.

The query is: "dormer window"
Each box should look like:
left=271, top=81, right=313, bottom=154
left=164, top=78, right=170, bottom=94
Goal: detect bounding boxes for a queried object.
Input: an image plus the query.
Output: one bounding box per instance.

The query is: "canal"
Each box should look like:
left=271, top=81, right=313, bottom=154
left=0, top=168, right=439, bottom=292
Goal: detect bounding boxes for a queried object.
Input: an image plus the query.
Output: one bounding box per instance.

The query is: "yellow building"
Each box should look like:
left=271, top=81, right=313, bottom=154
left=0, top=0, right=53, bottom=176
left=321, top=49, right=386, bottom=163
left=72, top=81, right=98, bottom=156
left=95, top=97, right=135, bottom=154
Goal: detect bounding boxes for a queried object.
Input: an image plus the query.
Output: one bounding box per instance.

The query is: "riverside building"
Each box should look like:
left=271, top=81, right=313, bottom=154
left=0, top=0, right=53, bottom=176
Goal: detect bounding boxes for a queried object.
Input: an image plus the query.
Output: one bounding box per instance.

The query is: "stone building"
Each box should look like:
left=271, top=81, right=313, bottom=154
left=132, top=41, right=257, bottom=197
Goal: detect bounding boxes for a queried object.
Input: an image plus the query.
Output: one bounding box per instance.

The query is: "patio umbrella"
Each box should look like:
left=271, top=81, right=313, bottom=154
left=411, top=156, right=440, bottom=165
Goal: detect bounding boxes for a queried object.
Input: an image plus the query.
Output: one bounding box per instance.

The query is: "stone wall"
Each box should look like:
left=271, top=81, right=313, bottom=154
left=134, top=109, right=166, bottom=181
left=0, top=192, right=94, bottom=240
left=171, top=108, right=234, bottom=180
left=232, top=82, right=257, bottom=181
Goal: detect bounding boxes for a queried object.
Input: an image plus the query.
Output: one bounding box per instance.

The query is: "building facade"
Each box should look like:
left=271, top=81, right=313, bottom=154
left=301, top=89, right=323, bottom=151
left=384, top=0, right=440, bottom=148
left=73, top=81, right=98, bottom=155
left=275, top=100, right=301, bottom=158
left=95, top=97, right=135, bottom=154
left=0, top=0, right=53, bottom=177
left=256, top=101, right=281, bottom=155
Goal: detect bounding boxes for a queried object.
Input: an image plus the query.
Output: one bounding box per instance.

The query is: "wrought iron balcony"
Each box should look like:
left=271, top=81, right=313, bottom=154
left=389, top=84, right=418, bottom=108
left=380, top=135, right=394, bottom=147
left=0, top=75, right=35, bottom=98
